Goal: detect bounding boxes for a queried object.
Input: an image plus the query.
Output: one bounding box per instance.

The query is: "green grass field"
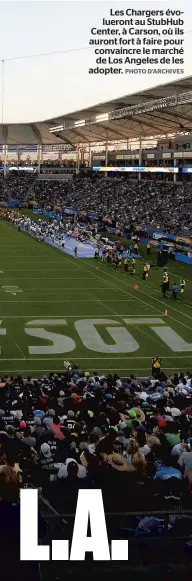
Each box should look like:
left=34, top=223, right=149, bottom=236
left=0, top=219, right=192, bottom=377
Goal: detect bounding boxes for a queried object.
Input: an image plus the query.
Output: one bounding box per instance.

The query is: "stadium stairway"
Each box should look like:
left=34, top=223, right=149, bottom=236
left=1, top=177, right=11, bottom=202
left=23, top=176, right=38, bottom=203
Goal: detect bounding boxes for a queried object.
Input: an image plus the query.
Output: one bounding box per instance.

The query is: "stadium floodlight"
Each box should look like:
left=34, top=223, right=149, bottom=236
left=74, top=119, right=85, bottom=127
left=109, top=91, right=192, bottom=120
left=48, top=89, right=192, bottom=138
left=85, top=117, right=96, bottom=125
left=95, top=113, right=109, bottom=123
left=49, top=125, right=64, bottom=133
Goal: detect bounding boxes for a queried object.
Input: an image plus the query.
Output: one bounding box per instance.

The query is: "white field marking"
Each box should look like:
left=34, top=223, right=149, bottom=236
left=120, top=320, right=174, bottom=354
left=74, top=259, right=192, bottom=332
left=15, top=287, right=132, bottom=293
left=2, top=286, right=22, bottom=296
left=3, top=227, right=192, bottom=336
left=8, top=334, right=26, bottom=360
left=75, top=318, right=139, bottom=354
left=0, top=242, right=40, bottom=245
left=2, top=259, right=79, bottom=263
left=138, top=276, right=190, bottom=303
left=124, top=318, right=165, bottom=324
left=152, top=326, right=192, bottom=352
left=0, top=314, right=164, bottom=318
left=140, top=282, right=191, bottom=303
left=26, top=319, right=68, bottom=326
left=0, top=277, right=97, bottom=281
left=99, top=265, right=192, bottom=325
left=1, top=248, right=59, bottom=251
left=168, top=267, right=192, bottom=285
left=0, top=299, right=137, bottom=303
left=120, top=271, right=192, bottom=323
left=25, top=327, right=76, bottom=356
left=1, top=259, right=66, bottom=262
left=0, top=267, right=79, bottom=271
left=42, top=245, right=192, bottom=329
left=4, top=228, right=100, bottom=271
left=85, top=290, right=175, bottom=354
left=10, top=225, right=192, bottom=285
left=0, top=259, right=73, bottom=262
left=79, top=257, right=192, bottom=322
left=0, top=321, right=6, bottom=357
left=18, top=287, right=114, bottom=292
left=0, top=368, right=189, bottom=373
left=135, top=278, right=192, bottom=331
left=0, top=355, right=192, bottom=361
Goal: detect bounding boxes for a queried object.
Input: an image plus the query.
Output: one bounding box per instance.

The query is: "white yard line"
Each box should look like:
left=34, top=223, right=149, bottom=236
left=0, top=277, right=97, bottom=281
left=13, top=287, right=114, bottom=292
left=0, top=260, right=73, bottom=263
left=40, top=247, right=192, bottom=329
left=2, top=225, right=192, bottom=367
left=0, top=298, right=137, bottom=303
left=0, top=355, right=191, bottom=361
left=4, top=228, right=192, bottom=284
left=168, top=267, right=192, bottom=286
left=73, top=259, right=192, bottom=332
left=0, top=367, right=189, bottom=373
left=1, top=268, right=79, bottom=271
left=8, top=335, right=26, bottom=360
left=0, top=313, right=168, bottom=318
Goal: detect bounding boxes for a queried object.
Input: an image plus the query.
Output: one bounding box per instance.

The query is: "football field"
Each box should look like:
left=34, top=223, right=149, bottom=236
left=0, top=219, right=192, bottom=377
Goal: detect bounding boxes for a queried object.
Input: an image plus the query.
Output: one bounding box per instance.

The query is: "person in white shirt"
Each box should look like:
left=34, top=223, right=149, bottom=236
left=138, top=390, right=148, bottom=401
left=170, top=406, right=181, bottom=418
left=58, top=458, right=86, bottom=479
left=171, top=444, right=183, bottom=457
left=176, top=381, right=185, bottom=393
left=138, top=444, right=151, bottom=456
left=116, top=379, right=122, bottom=389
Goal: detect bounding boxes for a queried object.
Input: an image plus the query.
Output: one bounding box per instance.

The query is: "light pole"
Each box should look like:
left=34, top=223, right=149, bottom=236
left=1, top=60, right=6, bottom=176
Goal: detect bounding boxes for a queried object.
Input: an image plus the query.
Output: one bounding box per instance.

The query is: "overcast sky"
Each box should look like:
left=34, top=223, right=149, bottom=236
left=0, top=0, right=191, bottom=122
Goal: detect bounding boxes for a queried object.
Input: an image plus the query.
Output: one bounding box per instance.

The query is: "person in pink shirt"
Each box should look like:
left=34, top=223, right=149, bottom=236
left=51, top=416, right=64, bottom=441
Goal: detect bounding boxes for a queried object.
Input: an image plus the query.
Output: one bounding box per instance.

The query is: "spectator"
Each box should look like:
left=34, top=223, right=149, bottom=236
left=39, top=443, right=54, bottom=470
left=58, top=458, right=86, bottom=479
left=178, top=446, right=192, bottom=478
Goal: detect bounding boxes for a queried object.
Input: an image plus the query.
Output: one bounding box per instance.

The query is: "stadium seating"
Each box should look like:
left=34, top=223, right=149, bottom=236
left=0, top=339, right=191, bottom=577
left=5, top=171, right=37, bottom=201
left=2, top=174, right=191, bottom=236
left=0, top=368, right=192, bottom=513
left=0, top=171, right=37, bottom=202
left=28, top=177, right=191, bottom=236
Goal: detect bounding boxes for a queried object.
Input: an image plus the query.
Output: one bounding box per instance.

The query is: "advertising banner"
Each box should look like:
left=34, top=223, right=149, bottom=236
left=92, top=166, right=178, bottom=173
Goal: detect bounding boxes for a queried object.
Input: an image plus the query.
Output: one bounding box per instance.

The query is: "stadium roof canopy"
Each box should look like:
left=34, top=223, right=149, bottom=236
left=1, top=75, right=192, bottom=146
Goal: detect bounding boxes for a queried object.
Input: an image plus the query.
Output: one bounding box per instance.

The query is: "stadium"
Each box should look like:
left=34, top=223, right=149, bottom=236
left=0, top=73, right=192, bottom=578
left=1, top=76, right=192, bottom=376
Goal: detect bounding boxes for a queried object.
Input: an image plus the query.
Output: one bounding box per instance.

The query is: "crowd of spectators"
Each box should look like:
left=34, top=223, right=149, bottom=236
left=28, top=177, right=192, bottom=237
left=0, top=177, right=7, bottom=202
left=4, top=171, right=36, bottom=200
left=0, top=365, right=192, bottom=519
left=30, top=179, right=71, bottom=208
left=0, top=171, right=37, bottom=201
left=1, top=173, right=192, bottom=237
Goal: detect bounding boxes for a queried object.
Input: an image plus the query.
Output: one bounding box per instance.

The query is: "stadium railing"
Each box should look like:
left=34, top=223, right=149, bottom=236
left=36, top=490, right=192, bottom=579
